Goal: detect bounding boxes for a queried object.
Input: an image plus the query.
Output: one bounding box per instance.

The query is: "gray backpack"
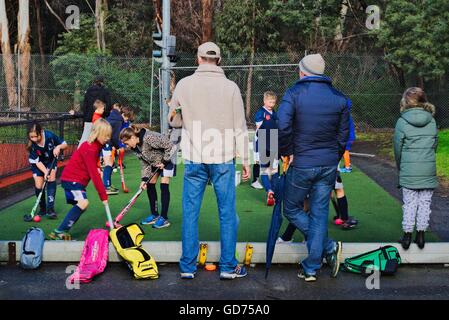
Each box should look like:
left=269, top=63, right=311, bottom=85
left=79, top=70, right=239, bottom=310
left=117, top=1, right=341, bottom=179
left=20, top=227, right=45, bottom=269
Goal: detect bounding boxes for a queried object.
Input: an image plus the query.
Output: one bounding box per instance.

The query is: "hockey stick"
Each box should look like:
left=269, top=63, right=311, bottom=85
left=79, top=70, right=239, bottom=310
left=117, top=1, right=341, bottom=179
left=104, top=203, right=115, bottom=231
left=331, top=191, right=341, bottom=221
left=106, top=168, right=162, bottom=229
left=118, top=149, right=129, bottom=193
left=23, top=157, right=58, bottom=222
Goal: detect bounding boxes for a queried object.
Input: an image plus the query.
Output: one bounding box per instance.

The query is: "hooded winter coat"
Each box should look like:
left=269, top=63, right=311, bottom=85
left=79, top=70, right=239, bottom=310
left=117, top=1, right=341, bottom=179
left=393, top=103, right=438, bottom=189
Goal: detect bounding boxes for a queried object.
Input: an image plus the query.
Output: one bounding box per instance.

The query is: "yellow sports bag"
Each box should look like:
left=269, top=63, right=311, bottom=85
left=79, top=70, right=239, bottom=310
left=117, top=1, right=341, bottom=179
left=109, top=223, right=159, bottom=280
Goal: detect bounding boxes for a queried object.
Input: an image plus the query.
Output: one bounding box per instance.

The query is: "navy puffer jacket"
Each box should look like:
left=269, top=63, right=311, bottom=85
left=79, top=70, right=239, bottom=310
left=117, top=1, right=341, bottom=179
left=278, top=76, right=350, bottom=167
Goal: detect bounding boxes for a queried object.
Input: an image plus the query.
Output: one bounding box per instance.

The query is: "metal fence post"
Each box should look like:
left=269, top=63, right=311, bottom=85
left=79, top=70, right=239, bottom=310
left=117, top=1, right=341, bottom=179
left=149, top=57, right=155, bottom=127
left=59, top=116, right=65, bottom=140
left=17, top=53, right=21, bottom=119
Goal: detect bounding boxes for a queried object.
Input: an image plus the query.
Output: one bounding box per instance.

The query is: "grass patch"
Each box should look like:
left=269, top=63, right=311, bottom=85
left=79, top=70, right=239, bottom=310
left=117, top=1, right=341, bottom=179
left=436, top=130, right=449, bottom=180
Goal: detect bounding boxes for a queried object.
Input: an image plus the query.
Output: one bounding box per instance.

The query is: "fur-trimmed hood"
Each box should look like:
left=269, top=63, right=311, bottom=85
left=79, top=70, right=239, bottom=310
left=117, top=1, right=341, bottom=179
left=400, top=101, right=436, bottom=116
left=400, top=103, right=435, bottom=128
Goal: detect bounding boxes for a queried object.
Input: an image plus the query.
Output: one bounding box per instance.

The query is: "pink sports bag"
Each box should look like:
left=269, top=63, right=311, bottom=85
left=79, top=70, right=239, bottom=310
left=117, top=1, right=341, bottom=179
left=69, top=229, right=109, bottom=284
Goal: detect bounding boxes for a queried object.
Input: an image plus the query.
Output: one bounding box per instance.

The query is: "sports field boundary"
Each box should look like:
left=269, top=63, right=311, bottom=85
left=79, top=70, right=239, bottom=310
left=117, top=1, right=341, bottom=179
left=1, top=241, right=448, bottom=264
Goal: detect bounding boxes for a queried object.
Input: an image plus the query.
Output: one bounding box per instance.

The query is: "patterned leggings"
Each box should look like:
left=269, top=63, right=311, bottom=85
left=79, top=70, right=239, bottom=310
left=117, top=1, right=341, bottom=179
left=402, top=188, right=434, bottom=233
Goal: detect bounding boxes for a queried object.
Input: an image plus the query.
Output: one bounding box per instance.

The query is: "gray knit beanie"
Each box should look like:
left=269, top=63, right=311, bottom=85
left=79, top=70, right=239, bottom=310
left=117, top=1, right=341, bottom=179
left=299, top=54, right=325, bottom=75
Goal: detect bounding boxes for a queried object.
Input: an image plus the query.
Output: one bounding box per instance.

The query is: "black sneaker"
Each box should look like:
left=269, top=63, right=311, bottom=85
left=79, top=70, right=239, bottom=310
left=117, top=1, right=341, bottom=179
left=47, top=208, right=57, bottom=220
left=341, top=217, right=358, bottom=230
left=399, top=232, right=412, bottom=250
left=415, top=231, right=425, bottom=249
left=326, top=241, right=343, bottom=278
left=297, top=265, right=317, bottom=282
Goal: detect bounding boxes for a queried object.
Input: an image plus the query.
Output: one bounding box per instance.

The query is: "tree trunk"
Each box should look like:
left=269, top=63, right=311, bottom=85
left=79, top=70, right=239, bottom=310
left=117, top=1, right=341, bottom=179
left=95, top=0, right=107, bottom=52
left=153, top=0, right=163, bottom=28
left=417, top=76, right=425, bottom=90
left=0, top=0, right=17, bottom=110
left=74, top=79, right=80, bottom=112
left=101, top=0, right=107, bottom=51
left=334, top=0, right=348, bottom=52
left=33, top=0, right=44, bottom=64
left=201, top=0, right=213, bottom=43
left=34, top=0, right=48, bottom=93
left=245, top=50, right=255, bottom=122
left=245, top=1, right=256, bottom=122
left=31, top=59, right=36, bottom=110
left=18, top=0, right=31, bottom=111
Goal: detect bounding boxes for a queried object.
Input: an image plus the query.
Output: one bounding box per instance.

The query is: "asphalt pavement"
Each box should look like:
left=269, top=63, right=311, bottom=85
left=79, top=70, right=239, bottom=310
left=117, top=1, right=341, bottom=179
left=1, top=263, right=449, bottom=300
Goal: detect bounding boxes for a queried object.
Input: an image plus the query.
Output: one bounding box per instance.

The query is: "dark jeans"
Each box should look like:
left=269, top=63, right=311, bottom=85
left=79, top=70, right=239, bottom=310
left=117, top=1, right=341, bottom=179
left=283, top=165, right=338, bottom=275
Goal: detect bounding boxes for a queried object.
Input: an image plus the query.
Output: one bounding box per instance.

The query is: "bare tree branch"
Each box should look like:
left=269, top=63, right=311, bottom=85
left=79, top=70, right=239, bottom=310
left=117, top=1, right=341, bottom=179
left=44, top=0, right=69, bottom=32
left=85, top=0, right=95, bottom=15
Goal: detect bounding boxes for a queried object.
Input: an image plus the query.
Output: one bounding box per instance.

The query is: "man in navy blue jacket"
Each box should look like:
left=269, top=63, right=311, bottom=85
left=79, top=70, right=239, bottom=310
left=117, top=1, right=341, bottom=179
left=278, top=53, right=350, bottom=282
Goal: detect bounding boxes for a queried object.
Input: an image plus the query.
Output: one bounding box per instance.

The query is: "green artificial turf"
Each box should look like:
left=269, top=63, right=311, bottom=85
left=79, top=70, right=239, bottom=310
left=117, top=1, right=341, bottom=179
left=0, top=156, right=440, bottom=242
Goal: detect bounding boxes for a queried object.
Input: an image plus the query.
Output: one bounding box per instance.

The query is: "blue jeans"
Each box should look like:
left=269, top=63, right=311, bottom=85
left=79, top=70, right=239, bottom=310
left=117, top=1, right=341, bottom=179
left=283, top=165, right=338, bottom=275
left=179, top=160, right=239, bottom=274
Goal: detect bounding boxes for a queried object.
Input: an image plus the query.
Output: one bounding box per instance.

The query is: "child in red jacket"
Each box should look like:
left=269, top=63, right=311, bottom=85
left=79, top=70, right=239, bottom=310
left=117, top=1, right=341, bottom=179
left=48, top=118, right=112, bottom=240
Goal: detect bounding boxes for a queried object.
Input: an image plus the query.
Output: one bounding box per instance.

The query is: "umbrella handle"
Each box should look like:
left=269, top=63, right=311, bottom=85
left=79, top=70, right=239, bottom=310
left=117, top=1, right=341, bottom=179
left=281, top=156, right=290, bottom=174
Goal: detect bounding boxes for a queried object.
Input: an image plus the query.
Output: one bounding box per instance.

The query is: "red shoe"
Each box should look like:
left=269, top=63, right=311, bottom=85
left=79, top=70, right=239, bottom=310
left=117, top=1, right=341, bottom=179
left=267, top=191, right=275, bottom=206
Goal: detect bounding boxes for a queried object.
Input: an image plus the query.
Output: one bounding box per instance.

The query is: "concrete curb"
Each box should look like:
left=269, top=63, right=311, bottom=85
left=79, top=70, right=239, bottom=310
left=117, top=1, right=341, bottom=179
left=1, top=241, right=448, bottom=264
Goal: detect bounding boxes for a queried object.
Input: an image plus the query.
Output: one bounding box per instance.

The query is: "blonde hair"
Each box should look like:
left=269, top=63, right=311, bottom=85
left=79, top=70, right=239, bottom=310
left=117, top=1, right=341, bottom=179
left=88, top=118, right=112, bottom=143
left=400, top=87, right=435, bottom=116
left=264, top=91, right=277, bottom=100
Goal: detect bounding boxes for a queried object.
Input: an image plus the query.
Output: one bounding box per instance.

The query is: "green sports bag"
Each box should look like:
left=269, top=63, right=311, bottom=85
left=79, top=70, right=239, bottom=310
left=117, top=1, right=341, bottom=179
left=343, top=245, right=401, bottom=276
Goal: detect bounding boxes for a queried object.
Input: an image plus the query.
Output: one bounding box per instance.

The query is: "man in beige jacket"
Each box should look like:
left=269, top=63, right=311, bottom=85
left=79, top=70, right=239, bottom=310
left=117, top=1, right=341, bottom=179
left=169, top=42, right=250, bottom=280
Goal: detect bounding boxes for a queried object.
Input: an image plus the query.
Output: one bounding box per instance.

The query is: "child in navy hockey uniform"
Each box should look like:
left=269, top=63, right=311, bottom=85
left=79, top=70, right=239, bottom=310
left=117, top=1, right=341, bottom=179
left=253, top=91, right=279, bottom=206
left=27, top=122, right=68, bottom=219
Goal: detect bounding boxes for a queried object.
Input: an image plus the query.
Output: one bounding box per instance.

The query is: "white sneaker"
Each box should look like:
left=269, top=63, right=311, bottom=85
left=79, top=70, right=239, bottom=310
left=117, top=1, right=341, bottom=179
left=276, top=237, right=293, bottom=244
left=180, top=272, right=195, bottom=279
left=251, top=180, right=264, bottom=189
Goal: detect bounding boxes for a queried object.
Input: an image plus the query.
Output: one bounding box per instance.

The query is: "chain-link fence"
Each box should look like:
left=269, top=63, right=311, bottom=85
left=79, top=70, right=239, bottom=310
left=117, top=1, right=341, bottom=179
left=0, top=54, right=159, bottom=126
left=0, top=53, right=448, bottom=132
left=171, top=53, right=449, bottom=130
left=0, top=114, right=83, bottom=179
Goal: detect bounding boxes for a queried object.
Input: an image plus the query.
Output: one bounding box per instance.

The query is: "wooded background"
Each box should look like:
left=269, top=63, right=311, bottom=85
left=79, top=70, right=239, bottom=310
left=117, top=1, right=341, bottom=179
left=0, top=0, right=448, bottom=129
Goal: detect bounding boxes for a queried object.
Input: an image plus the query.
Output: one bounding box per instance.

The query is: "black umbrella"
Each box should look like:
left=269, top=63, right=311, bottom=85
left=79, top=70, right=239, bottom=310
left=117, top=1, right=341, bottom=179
left=265, top=166, right=287, bottom=279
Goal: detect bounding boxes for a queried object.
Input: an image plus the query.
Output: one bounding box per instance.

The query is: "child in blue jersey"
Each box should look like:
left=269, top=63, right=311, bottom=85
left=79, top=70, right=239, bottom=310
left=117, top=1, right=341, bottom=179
left=116, top=105, right=135, bottom=169
left=27, top=122, right=68, bottom=218
left=254, top=91, right=279, bottom=206
left=102, top=104, right=136, bottom=193
left=102, top=103, right=123, bottom=195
